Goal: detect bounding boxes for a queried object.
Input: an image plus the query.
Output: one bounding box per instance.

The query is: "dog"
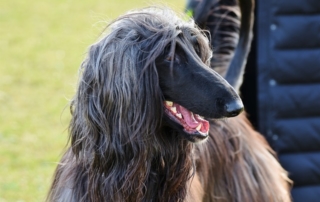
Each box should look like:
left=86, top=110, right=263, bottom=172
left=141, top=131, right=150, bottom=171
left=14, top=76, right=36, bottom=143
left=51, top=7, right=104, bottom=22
left=47, top=5, right=291, bottom=202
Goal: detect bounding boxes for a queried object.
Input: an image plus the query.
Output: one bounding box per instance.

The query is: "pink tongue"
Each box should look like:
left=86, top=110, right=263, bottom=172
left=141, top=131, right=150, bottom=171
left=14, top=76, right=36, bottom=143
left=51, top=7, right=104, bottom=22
left=178, top=105, right=199, bottom=128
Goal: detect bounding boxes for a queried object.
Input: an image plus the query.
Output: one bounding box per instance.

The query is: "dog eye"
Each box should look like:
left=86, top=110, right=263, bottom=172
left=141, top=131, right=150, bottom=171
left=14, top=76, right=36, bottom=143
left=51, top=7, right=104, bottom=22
left=166, top=55, right=173, bottom=61
left=165, top=55, right=180, bottom=63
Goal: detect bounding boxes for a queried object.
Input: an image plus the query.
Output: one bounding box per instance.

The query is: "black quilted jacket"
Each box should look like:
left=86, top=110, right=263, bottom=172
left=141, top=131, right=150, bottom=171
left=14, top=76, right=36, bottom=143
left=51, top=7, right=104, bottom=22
left=246, top=0, right=320, bottom=201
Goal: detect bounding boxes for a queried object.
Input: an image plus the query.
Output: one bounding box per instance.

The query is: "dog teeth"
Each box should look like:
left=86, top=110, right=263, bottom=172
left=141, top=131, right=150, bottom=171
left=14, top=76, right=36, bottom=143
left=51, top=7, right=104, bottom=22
left=196, top=124, right=202, bottom=131
left=176, top=113, right=182, bottom=119
left=196, top=115, right=205, bottom=121
left=170, top=107, right=177, bottom=113
left=165, top=101, right=173, bottom=107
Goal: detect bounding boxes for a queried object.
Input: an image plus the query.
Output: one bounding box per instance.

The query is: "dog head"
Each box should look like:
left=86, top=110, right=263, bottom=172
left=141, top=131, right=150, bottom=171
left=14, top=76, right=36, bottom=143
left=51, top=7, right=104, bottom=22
left=156, top=30, right=243, bottom=142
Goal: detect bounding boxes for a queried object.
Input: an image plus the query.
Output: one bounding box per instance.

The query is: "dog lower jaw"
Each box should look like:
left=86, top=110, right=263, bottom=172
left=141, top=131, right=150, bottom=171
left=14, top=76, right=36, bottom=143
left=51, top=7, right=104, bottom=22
left=163, top=115, right=209, bottom=143
left=182, top=129, right=209, bottom=143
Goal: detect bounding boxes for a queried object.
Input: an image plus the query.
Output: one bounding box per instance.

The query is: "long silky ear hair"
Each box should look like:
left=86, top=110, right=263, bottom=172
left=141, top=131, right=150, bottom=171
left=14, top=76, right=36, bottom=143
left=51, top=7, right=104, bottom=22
left=66, top=8, right=210, bottom=201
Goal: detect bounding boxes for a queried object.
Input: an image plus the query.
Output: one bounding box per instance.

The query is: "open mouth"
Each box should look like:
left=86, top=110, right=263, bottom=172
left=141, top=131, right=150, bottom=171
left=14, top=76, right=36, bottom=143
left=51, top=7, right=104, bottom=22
left=164, top=101, right=210, bottom=141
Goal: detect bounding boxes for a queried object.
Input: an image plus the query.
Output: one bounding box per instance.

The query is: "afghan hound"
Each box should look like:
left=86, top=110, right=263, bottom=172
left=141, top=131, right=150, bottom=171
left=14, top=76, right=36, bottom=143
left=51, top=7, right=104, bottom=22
left=47, top=3, right=291, bottom=202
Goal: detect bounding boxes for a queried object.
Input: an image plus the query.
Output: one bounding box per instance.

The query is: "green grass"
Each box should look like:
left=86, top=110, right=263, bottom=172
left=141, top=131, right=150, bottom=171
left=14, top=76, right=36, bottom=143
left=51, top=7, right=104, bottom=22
left=0, top=0, right=184, bottom=201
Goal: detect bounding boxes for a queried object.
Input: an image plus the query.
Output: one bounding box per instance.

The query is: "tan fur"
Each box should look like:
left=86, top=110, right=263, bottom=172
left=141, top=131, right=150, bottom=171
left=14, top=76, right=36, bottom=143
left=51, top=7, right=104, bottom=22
left=186, top=174, right=205, bottom=202
left=193, top=113, right=291, bottom=202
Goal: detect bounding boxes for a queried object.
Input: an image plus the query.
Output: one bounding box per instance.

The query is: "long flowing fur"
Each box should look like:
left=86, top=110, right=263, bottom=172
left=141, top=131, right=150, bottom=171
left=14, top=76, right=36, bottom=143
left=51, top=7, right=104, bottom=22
left=47, top=6, right=291, bottom=202
left=48, top=8, right=199, bottom=202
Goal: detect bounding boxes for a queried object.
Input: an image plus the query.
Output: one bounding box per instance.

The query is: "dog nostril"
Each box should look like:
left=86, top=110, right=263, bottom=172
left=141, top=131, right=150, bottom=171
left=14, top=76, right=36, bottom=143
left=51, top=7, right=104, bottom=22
left=225, top=99, right=244, bottom=117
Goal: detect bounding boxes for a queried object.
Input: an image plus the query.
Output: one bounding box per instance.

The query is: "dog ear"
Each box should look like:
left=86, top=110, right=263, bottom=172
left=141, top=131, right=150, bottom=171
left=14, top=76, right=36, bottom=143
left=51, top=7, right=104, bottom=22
left=68, top=24, right=165, bottom=162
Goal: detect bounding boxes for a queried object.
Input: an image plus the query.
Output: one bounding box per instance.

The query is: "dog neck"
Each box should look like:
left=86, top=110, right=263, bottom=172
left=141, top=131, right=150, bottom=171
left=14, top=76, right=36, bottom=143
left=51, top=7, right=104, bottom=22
left=143, top=129, right=195, bottom=201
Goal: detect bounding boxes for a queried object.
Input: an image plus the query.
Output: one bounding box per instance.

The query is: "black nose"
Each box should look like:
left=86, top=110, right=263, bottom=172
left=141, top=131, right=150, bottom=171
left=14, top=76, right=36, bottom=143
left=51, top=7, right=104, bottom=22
left=224, top=99, right=244, bottom=117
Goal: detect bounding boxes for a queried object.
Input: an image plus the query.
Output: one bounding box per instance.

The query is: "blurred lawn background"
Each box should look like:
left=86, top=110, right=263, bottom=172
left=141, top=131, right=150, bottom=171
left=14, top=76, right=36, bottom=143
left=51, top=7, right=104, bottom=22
left=0, top=0, right=184, bottom=201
